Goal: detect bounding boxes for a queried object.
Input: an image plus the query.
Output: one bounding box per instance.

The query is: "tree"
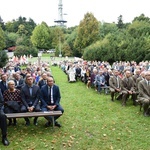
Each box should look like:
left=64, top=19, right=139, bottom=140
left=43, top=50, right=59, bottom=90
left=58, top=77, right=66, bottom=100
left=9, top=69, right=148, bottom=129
left=0, top=26, right=5, bottom=50
left=5, top=32, right=19, bottom=48
left=17, top=24, right=28, bottom=36
left=0, top=51, right=8, bottom=68
left=31, top=23, right=51, bottom=50
left=74, top=12, right=100, bottom=56
left=117, top=15, right=124, bottom=29
left=0, top=26, right=8, bottom=67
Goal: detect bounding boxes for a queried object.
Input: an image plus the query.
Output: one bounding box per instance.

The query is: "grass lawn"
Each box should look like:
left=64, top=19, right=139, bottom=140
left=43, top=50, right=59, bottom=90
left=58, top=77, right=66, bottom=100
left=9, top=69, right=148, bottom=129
left=1, top=62, right=149, bottom=150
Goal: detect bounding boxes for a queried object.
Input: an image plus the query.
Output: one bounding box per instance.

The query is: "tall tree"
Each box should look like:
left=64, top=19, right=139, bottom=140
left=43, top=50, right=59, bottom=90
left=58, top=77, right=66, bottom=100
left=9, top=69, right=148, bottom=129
left=0, top=26, right=5, bottom=50
left=0, top=26, right=8, bottom=67
left=117, top=15, right=124, bottom=29
left=31, top=22, right=51, bottom=50
left=74, top=12, right=100, bottom=56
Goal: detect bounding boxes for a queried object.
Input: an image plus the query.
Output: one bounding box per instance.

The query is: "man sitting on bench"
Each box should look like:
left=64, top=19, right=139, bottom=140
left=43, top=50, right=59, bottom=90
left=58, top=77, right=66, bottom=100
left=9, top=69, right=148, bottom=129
left=20, top=76, right=41, bottom=126
left=41, top=77, right=64, bottom=127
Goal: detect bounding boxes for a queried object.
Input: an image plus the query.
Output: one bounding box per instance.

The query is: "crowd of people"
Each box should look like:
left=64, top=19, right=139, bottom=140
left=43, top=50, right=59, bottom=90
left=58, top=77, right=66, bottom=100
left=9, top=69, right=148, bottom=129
left=0, top=61, right=64, bottom=146
left=60, top=60, right=150, bottom=116
left=0, top=58, right=150, bottom=146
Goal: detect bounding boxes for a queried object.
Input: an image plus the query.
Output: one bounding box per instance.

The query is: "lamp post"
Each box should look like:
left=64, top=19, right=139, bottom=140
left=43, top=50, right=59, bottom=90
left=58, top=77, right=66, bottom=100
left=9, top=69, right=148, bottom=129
left=59, top=36, right=62, bottom=58
left=38, top=51, right=42, bottom=66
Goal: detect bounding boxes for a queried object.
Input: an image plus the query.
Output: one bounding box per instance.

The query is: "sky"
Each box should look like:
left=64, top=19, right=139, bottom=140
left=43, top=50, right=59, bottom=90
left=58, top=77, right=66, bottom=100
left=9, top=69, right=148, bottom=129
left=0, top=0, right=150, bottom=27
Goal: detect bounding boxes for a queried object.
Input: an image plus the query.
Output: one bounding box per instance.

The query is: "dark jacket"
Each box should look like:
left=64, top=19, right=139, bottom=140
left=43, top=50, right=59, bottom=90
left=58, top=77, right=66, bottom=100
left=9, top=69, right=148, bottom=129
left=0, top=89, right=4, bottom=114
left=21, top=84, right=41, bottom=108
left=40, top=84, right=61, bottom=108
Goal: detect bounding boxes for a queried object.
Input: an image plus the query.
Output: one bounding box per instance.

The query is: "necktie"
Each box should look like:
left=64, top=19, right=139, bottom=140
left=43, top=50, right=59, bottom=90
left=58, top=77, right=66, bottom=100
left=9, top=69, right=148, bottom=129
left=3, top=82, right=7, bottom=88
left=29, top=87, right=32, bottom=96
left=116, top=77, right=119, bottom=88
left=48, top=87, right=51, bottom=101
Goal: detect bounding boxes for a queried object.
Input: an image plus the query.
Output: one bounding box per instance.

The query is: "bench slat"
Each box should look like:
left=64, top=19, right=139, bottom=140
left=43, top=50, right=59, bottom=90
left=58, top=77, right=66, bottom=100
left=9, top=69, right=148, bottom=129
left=6, top=111, right=62, bottom=118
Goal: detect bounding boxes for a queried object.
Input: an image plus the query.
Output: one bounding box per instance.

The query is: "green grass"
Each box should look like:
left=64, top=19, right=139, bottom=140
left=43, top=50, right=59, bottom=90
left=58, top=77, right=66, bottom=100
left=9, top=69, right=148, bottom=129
left=1, top=65, right=150, bottom=150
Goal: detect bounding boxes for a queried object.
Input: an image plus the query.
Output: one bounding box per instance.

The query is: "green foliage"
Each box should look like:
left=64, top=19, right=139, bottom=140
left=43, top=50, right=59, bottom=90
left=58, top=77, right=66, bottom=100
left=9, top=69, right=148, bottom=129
left=4, top=32, right=19, bottom=48
left=0, top=26, right=5, bottom=50
left=5, top=16, right=36, bottom=36
left=117, top=15, right=124, bottom=29
left=14, top=45, right=38, bottom=57
left=31, top=23, right=52, bottom=50
left=0, top=50, right=8, bottom=68
left=74, top=12, right=100, bottom=56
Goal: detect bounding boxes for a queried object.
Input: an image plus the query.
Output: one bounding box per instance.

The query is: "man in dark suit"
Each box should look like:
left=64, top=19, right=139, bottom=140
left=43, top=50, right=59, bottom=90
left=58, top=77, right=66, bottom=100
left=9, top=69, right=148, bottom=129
left=138, top=71, right=150, bottom=117
left=38, top=72, right=48, bottom=89
left=20, top=76, right=41, bottom=126
left=0, top=89, right=9, bottom=146
left=0, top=73, right=8, bottom=94
left=41, top=77, right=64, bottom=127
left=14, top=73, right=24, bottom=90
left=121, top=70, right=137, bottom=106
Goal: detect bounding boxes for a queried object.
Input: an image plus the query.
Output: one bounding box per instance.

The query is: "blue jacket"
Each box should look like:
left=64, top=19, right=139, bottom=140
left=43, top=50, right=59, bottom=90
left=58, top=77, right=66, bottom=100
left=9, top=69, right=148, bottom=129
left=40, top=84, right=61, bottom=108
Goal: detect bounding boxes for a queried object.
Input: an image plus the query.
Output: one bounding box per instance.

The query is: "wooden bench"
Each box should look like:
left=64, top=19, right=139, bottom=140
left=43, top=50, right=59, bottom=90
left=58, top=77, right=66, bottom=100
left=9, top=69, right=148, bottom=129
left=100, top=86, right=110, bottom=94
left=6, top=111, right=62, bottom=128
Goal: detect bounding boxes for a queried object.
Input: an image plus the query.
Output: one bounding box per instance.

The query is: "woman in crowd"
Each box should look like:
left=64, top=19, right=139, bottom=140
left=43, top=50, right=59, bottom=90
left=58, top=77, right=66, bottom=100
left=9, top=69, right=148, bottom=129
left=3, top=80, right=22, bottom=126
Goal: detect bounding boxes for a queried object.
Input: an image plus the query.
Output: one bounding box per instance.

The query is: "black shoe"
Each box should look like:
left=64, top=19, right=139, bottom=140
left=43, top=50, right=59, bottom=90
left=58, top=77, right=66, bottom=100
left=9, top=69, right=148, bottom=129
left=45, top=121, right=51, bottom=127
left=25, top=121, right=30, bottom=126
left=13, top=119, right=17, bottom=126
left=55, top=121, right=61, bottom=128
left=2, top=138, right=9, bottom=146
left=143, top=112, right=149, bottom=117
left=111, top=98, right=114, bottom=102
left=33, top=118, right=38, bottom=126
left=13, top=121, right=17, bottom=126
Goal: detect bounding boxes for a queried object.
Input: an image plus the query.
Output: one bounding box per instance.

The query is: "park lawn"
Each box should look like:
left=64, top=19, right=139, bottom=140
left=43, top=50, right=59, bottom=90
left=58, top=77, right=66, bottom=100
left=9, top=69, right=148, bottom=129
left=1, top=65, right=149, bottom=150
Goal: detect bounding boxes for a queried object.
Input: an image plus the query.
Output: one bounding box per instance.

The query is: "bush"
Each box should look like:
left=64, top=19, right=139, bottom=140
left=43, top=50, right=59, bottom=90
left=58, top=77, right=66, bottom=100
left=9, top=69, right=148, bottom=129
left=0, top=50, right=8, bottom=68
left=14, top=45, right=38, bottom=57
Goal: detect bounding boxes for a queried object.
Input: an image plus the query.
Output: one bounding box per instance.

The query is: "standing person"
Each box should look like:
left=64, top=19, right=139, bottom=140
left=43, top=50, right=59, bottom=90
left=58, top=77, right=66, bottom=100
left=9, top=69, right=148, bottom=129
left=0, top=89, right=9, bottom=146
left=41, top=77, right=64, bottom=127
left=3, top=80, right=21, bottom=126
left=138, top=71, right=150, bottom=116
left=20, top=76, right=41, bottom=126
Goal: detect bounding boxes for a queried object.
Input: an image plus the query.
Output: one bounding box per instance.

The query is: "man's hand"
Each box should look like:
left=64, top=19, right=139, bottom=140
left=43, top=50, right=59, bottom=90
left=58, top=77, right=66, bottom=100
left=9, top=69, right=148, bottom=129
left=28, top=106, right=34, bottom=112
left=47, top=105, right=56, bottom=110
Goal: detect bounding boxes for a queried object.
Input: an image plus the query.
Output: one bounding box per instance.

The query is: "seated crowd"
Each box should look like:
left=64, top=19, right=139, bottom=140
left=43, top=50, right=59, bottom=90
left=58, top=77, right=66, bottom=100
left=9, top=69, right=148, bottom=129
left=60, top=60, right=150, bottom=117
left=0, top=62, right=64, bottom=146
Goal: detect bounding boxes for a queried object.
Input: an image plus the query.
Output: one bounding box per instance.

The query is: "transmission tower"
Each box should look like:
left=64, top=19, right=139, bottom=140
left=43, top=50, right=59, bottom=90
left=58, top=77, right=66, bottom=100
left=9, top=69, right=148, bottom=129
left=54, top=0, right=67, bottom=27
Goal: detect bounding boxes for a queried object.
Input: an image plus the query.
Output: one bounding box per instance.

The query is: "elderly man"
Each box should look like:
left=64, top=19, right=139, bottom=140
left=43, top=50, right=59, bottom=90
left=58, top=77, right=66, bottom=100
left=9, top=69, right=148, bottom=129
left=138, top=71, right=150, bottom=117
left=41, top=77, right=64, bottom=127
left=0, top=89, right=9, bottom=146
left=95, top=70, right=107, bottom=94
left=121, top=70, right=137, bottom=106
left=109, top=69, right=122, bottom=101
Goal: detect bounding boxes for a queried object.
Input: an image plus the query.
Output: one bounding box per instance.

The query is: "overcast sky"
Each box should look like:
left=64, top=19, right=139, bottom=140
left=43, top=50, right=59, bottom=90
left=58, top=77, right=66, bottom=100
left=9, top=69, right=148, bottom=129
left=0, top=0, right=150, bottom=27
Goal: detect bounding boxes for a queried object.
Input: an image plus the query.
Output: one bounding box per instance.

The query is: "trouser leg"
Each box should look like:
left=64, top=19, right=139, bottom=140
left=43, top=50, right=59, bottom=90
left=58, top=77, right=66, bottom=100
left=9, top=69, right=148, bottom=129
left=122, top=93, right=128, bottom=106
left=0, top=114, right=7, bottom=137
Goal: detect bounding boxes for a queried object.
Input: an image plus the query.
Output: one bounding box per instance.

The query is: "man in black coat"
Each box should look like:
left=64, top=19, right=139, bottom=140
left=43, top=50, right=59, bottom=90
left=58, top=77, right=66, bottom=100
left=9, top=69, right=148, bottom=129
left=20, top=76, right=41, bottom=126
left=41, top=77, right=64, bottom=127
left=0, top=89, right=9, bottom=146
